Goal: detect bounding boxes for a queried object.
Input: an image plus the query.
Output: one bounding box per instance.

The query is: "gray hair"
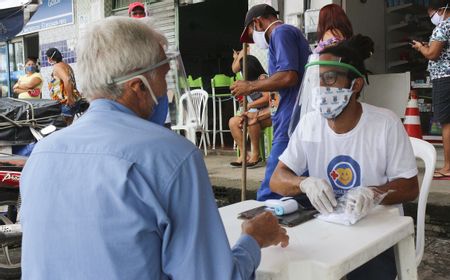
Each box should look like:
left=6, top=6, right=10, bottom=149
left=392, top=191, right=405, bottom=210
left=76, top=16, right=168, bottom=101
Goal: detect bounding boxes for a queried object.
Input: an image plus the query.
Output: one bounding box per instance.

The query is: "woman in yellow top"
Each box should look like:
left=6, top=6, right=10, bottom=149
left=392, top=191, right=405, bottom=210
left=46, top=47, right=82, bottom=124
left=13, top=58, right=43, bottom=99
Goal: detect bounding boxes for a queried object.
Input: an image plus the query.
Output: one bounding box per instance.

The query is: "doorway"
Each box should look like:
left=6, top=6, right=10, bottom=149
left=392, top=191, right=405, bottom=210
left=179, top=0, right=247, bottom=89
left=24, top=34, right=40, bottom=66
left=178, top=0, right=248, bottom=148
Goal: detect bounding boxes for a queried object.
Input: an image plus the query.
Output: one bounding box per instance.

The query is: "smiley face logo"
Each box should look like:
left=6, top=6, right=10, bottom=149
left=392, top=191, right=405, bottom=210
left=327, top=155, right=361, bottom=193
left=335, top=167, right=353, bottom=185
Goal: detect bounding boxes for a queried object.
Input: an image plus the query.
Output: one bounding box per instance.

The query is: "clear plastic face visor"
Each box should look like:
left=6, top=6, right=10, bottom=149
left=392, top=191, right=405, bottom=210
left=112, top=51, right=196, bottom=127
left=164, top=51, right=197, bottom=127
left=287, top=54, right=364, bottom=136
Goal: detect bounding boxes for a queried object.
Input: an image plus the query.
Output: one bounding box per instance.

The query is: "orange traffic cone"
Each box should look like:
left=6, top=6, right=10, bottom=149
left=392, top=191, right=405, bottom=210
left=403, top=90, right=422, bottom=139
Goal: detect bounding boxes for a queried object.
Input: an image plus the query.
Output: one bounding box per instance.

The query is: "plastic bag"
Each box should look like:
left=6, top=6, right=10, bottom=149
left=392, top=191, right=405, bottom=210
left=317, top=187, right=392, bottom=226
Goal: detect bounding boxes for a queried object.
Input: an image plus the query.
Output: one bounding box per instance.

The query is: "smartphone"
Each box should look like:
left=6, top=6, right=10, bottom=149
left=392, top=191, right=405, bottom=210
left=238, top=205, right=318, bottom=227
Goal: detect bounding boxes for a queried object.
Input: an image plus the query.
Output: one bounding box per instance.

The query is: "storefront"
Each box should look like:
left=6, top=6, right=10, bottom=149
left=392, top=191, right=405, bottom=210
left=0, top=0, right=76, bottom=97
left=283, top=0, right=437, bottom=141
left=0, top=39, right=25, bottom=97
left=0, top=1, right=30, bottom=97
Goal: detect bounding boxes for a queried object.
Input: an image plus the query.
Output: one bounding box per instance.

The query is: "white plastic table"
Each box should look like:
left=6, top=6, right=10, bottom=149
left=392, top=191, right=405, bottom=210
left=219, top=200, right=417, bottom=280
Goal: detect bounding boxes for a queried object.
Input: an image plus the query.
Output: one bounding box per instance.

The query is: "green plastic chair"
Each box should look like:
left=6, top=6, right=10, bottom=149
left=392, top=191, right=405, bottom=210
left=210, top=74, right=237, bottom=149
left=188, top=75, right=204, bottom=89
left=260, top=126, right=273, bottom=161
left=235, top=72, right=243, bottom=81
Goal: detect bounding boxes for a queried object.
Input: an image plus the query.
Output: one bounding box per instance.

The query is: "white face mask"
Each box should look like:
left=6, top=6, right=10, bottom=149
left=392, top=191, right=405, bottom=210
left=311, top=81, right=355, bottom=119
left=431, top=4, right=448, bottom=26
left=252, top=20, right=282, bottom=49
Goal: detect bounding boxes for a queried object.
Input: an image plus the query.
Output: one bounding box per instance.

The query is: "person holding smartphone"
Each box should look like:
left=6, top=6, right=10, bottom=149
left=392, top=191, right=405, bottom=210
left=411, top=0, right=450, bottom=179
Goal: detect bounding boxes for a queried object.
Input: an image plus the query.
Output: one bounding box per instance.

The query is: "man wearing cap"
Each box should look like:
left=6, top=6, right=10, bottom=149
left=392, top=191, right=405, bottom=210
left=231, top=4, right=311, bottom=201
left=128, top=1, right=146, bottom=18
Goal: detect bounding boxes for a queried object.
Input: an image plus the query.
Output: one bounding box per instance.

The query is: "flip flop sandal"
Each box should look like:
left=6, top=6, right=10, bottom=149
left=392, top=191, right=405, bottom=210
left=230, top=161, right=243, bottom=167
left=433, top=171, right=450, bottom=179
left=247, top=158, right=263, bottom=169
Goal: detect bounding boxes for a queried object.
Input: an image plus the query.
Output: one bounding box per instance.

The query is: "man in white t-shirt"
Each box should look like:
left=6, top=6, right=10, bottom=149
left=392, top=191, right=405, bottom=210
left=270, top=35, right=419, bottom=280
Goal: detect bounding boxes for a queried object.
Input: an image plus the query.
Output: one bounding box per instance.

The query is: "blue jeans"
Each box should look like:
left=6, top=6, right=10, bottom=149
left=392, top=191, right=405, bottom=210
left=347, top=247, right=397, bottom=280
left=256, top=140, right=288, bottom=201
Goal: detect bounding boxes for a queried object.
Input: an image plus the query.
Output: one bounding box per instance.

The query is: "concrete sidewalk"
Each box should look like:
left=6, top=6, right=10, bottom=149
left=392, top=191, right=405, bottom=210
left=204, top=148, right=450, bottom=280
left=205, top=147, right=450, bottom=199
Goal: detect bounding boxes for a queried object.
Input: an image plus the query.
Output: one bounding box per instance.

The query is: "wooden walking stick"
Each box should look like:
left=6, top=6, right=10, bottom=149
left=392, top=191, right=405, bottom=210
left=241, top=43, right=248, bottom=201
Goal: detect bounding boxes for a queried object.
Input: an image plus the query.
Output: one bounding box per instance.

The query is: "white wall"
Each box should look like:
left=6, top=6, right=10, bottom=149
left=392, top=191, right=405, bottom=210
left=343, top=0, right=386, bottom=74
left=310, top=0, right=341, bottom=10
left=284, top=0, right=303, bottom=17
left=362, top=72, right=410, bottom=118
left=284, top=0, right=303, bottom=28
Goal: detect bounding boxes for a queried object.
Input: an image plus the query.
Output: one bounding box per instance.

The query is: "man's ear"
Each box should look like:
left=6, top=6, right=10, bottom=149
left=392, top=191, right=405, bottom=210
left=128, top=78, right=144, bottom=93
left=351, top=77, right=364, bottom=92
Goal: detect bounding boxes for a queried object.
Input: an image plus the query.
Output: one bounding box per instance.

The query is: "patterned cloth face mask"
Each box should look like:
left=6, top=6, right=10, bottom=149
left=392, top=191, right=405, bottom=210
left=311, top=80, right=355, bottom=119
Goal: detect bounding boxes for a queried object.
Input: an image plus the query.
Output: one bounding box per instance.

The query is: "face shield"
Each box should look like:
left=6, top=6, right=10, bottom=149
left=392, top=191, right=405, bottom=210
left=164, top=50, right=197, bottom=127
left=112, top=50, right=195, bottom=127
left=288, top=54, right=364, bottom=136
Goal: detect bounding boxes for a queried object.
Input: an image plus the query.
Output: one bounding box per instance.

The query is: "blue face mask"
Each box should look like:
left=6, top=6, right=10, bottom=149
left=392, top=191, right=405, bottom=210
left=113, top=57, right=172, bottom=126
left=25, top=65, right=36, bottom=73
left=148, top=94, right=169, bottom=125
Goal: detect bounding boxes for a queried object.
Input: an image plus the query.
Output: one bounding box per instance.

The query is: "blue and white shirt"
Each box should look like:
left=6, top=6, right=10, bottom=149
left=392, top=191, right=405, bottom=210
left=429, top=18, right=450, bottom=80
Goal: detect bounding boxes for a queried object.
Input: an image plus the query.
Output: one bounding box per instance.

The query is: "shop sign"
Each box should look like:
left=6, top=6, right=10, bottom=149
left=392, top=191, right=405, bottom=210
left=20, top=0, right=74, bottom=35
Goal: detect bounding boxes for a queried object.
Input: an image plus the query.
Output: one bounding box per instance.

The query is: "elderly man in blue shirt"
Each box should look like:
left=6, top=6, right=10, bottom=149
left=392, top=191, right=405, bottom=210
left=20, top=17, right=289, bottom=280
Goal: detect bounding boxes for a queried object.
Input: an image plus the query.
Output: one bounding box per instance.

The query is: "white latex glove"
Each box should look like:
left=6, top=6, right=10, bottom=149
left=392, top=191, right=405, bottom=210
left=344, top=187, right=375, bottom=218
left=299, top=177, right=337, bottom=214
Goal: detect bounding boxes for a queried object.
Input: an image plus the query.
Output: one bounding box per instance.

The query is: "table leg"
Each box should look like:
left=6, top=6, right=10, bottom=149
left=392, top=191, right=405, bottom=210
left=394, top=234, right=418, bottom=280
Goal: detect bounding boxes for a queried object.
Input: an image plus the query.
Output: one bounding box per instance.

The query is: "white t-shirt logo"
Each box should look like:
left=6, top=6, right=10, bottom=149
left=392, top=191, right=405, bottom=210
left=327, top=155, right=361, bottom=195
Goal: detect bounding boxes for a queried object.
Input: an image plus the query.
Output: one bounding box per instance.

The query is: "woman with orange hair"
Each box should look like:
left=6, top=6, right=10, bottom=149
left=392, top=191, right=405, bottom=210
left=314, top=4, right=353, bottom=53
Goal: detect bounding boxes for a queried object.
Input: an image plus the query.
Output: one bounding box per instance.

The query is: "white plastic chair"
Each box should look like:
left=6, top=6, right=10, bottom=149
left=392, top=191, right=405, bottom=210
left=409, top=137, right=436, bottom=267
left=172, top=89, right=208, bottom=155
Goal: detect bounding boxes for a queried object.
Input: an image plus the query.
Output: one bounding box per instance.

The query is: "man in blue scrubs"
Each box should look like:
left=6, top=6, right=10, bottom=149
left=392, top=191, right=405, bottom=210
left=231, top=4, right=311, bottom=201
left=20, top=17, right=289, bottom=280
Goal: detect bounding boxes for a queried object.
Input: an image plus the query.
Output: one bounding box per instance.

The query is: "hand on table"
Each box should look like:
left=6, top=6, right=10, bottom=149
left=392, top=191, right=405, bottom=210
left=344, top=187, right=376, bottom=218
left=299, top=177, right=337, bottom=214
left=242, top=211, right=289, bottom=248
